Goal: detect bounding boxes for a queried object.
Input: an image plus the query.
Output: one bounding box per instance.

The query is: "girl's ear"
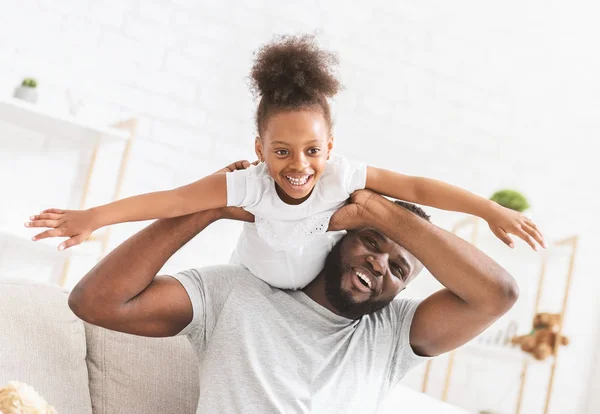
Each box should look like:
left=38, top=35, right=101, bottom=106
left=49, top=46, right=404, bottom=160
left=327, top=136, right=334, bottom=160
left=255, top=136, right=264, bottom=162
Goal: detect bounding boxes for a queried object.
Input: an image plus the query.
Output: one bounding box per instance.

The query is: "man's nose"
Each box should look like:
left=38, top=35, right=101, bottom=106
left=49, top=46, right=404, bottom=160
left=366, top=254, right=388, bottom=277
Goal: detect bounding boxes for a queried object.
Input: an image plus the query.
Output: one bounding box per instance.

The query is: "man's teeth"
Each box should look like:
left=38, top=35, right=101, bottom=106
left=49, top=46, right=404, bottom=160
left=356, top=271, right=372, bottom=289
left=285, top=175, right=310, bottom=186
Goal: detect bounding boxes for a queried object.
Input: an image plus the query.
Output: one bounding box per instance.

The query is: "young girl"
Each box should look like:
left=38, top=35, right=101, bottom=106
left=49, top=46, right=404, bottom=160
left=25, top=34, right=544, bottom=290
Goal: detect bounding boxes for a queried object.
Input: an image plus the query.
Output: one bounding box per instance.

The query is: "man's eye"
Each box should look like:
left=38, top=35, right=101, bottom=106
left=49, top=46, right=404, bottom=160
left=363, top=237, right=377, bottom=248
left=275, top=150, right=289, bottom=156
left=392, top=265, right=404, bottom=278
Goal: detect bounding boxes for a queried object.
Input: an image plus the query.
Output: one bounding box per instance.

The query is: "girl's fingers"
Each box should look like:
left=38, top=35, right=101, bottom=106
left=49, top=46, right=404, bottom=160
left=521, top=217, right=546, bottom=248
left=41, top=208, right=64, bottom=214
left=515, top=228, right=537, bottom=251
left=523, top=223, right=545, bottom=249
left=492, top=227, right=514, bottom=248
left=523, top=216, right=538, bottom=229
left=59, top=235, right=85, bottom=251
left=25, top=219, right=60, bottom=228
left=30, top=213, right=62, bottom=221
left=32, top=229, right=63, bottom=241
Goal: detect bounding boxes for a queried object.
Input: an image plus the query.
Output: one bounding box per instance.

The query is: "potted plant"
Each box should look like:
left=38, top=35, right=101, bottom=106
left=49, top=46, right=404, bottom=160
left=490, top=189, right=530, bottom=212
left=13, top=78, right=38, bottom=103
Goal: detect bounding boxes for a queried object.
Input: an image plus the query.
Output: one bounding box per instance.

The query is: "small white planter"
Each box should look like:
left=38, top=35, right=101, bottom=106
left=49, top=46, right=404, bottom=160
left=13, top=86, right=38, bottom=103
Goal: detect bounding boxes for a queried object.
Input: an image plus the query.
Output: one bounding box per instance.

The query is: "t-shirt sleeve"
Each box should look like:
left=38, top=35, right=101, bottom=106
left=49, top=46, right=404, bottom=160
left=337, top=156, right=367, bottom=194
left=225, top=165, right=265, bottom=207
left=167, top=265, right=243, bottom=340
left=387, top=298, right=433, bottom=385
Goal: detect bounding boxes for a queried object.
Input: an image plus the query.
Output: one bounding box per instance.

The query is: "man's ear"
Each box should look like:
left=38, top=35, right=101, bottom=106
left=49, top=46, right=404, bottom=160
left=255, top=136, right=264, bottom=162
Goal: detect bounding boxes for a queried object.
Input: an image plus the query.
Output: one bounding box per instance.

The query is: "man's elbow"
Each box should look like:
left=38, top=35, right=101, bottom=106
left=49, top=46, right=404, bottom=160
left=68, top=290, right=100, bottom=324
left=490, top=272, right=520, bottom=315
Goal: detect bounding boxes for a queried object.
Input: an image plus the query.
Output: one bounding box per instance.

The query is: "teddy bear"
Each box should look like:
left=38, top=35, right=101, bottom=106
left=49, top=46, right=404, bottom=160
left=511, top=312, right=569, bottom=361
left=0, top=381, right=57, bottom=414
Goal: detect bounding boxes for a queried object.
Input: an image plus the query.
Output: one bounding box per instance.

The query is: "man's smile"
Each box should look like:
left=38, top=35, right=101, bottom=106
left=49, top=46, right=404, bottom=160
left=351, top=266, right=377, bottom=294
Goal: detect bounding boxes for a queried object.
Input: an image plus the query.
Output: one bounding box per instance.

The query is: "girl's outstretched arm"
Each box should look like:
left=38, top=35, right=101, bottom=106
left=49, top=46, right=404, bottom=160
left=26, top=172, right=227, bottom=250
left=94, top=172, right=227, bottom=225
left=365, top=166, right=545, bottom=250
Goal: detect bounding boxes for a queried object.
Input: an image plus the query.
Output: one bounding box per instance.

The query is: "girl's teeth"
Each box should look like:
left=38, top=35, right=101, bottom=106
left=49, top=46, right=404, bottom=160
left=286, top=175, right=310, bottom=186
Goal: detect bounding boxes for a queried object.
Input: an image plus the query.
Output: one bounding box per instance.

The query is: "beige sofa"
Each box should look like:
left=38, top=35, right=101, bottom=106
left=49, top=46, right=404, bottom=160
left=0, top=277, right=468, bottom=414
left=0, top=277, right=199, bottom=414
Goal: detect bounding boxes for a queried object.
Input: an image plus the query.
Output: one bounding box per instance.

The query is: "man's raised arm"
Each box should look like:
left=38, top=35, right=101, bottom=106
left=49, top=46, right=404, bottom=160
left=360, top=191, right=519, bottom=356
left=68, top=211, right=216, bottom=337
left=68, top=161, right=254, bottom=338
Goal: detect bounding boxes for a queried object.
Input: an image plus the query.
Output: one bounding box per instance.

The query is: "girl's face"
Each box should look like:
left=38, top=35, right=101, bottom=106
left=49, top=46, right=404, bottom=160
left=256, top=109, right=333, bottom=205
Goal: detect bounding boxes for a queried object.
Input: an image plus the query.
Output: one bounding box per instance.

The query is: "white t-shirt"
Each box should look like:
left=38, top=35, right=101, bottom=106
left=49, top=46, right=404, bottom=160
left=226, top=155, right=368, bottom=289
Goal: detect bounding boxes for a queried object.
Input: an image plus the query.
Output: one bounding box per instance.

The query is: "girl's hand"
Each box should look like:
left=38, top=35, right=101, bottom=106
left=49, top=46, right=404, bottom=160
left=25, top=208, right=99, bottom=250
left=485, top=205, right=546, bottom=250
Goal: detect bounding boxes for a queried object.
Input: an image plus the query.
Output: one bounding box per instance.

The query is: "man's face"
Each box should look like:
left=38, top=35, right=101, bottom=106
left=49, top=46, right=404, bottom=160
left=323, top=228, right=423, bottom=319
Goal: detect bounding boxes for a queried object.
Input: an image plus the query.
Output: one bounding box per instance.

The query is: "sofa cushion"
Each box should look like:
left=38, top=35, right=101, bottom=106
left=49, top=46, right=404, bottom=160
left=85, top=323, right=199, bottom=414
left=0, top=278, right=92, bottom=414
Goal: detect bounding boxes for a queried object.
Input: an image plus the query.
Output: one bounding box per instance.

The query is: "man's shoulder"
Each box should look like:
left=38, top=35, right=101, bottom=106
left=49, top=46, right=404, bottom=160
left=172, top=264, right=259, bottom=299
left=176, top=264, right=251, bottom=280
left=365, top=297, right=422, bottom=328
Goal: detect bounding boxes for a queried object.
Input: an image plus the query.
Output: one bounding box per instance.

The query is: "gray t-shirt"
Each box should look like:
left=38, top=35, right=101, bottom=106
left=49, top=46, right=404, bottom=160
left=170, top=265, right=430, bottom=413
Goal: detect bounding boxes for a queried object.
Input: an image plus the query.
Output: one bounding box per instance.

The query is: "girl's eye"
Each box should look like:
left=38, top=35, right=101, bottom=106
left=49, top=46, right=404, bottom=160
left=308, top=147, right=321, bottom=155
left=275, top=150, right=289, bottom=156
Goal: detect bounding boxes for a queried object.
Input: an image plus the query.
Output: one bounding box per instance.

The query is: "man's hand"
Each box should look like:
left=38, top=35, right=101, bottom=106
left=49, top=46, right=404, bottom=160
left=328, top=190, right=381, bottom=231
left=209, top=160, right=256, bottom=224
left=214, top=160, right=259, bottom=174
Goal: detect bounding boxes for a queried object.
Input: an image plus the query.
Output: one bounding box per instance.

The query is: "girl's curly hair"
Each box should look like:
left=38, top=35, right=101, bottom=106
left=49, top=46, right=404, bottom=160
left=249, top=34, right=342, bottom=135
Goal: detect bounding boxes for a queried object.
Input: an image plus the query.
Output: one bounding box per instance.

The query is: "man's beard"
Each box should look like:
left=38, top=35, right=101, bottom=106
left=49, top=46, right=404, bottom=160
left=323, top=237, right=392, bottom=319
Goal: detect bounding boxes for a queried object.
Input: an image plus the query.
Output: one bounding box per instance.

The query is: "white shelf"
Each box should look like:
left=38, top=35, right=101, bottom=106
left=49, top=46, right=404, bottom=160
left=0, top=97, right=132, bottom=145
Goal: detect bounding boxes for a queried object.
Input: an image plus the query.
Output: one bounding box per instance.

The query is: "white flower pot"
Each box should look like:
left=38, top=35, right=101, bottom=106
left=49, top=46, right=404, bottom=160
left=13, top=86, right=38, bottom=103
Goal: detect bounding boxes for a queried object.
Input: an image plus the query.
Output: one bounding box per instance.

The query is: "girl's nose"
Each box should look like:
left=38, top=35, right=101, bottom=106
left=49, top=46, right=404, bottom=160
left=290, top=153, right=309, bottom=170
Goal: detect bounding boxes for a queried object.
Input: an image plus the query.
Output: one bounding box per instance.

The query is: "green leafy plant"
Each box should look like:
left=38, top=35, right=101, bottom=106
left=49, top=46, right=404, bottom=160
left=21, top=78, right=37, bottom=88
left=490, top=189, right=530, bottom=212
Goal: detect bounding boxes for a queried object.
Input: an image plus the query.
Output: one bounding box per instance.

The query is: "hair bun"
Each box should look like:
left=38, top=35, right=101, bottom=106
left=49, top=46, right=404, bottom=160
left=250, top=34, right=341, bottom=105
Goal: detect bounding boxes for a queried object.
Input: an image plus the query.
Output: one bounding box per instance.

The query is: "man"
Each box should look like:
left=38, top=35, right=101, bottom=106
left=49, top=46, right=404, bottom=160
left=68, top=161, right=519, bottom=413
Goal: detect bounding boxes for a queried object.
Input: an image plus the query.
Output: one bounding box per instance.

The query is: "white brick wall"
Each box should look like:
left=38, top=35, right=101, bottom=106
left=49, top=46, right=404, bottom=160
left=1, top=0, right=599, bottom=413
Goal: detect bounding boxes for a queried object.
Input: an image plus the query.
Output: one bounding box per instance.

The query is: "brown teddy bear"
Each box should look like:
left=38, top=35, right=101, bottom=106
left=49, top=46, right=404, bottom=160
left=0, top=381, right=57, bottom=414
left=511, top=312, right=569, bottom=361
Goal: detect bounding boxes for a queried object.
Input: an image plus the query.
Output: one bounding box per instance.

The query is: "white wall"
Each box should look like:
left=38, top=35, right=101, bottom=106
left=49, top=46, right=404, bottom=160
left=1, top=0, right=599, bottom=413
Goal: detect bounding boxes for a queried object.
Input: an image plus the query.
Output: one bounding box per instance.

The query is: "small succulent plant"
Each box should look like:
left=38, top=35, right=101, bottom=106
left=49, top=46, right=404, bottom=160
left=21, top=78, right=37, bottom=88
left=490, top=189, right=530, bottom=212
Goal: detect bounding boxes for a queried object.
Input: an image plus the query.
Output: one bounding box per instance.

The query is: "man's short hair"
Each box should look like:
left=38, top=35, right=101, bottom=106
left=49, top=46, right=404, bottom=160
left=393, top=200, right=431, bottom=221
